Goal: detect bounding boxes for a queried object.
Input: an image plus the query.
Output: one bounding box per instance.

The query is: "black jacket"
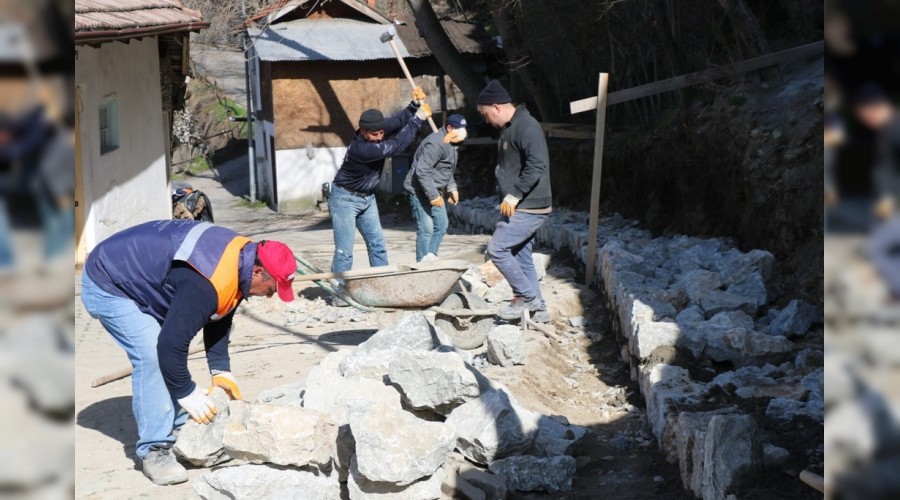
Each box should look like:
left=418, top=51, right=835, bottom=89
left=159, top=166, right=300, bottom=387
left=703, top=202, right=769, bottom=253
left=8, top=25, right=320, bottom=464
left=496, top=105, right=552, bottom=209
left=333, top=101, right=424, bottom=194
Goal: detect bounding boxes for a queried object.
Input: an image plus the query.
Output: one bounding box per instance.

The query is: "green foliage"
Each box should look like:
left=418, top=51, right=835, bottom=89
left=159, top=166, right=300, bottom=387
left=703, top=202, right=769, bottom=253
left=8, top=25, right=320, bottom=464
left=172, top=156, right=211, bottom=179
left=236, top=197, right=267, bottom=209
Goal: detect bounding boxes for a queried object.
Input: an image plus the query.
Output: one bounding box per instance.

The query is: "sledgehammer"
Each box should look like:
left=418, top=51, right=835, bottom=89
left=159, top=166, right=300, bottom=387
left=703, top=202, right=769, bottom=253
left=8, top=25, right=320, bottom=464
left=380, top=26, right=439, bottom=133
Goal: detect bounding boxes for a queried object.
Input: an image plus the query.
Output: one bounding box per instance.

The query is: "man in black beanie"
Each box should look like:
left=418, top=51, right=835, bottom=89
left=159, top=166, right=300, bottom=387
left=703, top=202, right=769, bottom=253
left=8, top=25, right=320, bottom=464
left=477, top=79, right=552, bottom=323
left=328, top=87, right=432, bottom=278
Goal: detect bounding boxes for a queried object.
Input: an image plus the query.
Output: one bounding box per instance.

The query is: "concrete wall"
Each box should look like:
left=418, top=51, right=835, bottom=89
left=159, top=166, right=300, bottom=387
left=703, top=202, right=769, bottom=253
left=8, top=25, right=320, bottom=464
left=75, top=37, right=171, bottom=249
left=275, top=146, right=347, bottom=205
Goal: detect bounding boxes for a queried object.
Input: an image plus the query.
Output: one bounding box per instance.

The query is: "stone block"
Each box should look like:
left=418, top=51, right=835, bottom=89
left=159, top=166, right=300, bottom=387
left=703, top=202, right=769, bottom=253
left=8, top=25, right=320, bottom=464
left=349, top=399, right=456, bottom=485
left=388, top=350, right=480, bottom=415
left=193, top=464, right=339, bottom=500
left=488, top=455, right=576, bottom=493
left=223, top=402, right=337, bottom=468
left=174, top=388, right=232, bottom=467
left=486, top=326, right=526, bottom=367
left=444, top=389, right=539, bottom=465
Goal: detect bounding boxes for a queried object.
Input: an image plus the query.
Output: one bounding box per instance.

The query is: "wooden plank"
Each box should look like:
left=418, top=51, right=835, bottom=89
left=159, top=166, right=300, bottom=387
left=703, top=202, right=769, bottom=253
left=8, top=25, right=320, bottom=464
left=584, top=73, right=609, bottom=286
left=570, top=41, right=823, bottom=114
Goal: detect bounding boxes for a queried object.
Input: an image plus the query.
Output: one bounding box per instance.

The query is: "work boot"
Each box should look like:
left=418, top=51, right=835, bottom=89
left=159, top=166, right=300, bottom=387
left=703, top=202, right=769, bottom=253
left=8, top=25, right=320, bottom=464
left=530, top=309, right=552, bottom=324
left=141, top=445, right=188, bottom=485
left=498, top=296, right=544, bottom=321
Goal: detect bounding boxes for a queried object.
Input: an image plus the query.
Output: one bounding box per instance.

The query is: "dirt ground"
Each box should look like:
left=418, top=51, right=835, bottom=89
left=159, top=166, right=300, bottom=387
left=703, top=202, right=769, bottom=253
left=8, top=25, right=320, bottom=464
left=75, top=157, right=688, bottom=499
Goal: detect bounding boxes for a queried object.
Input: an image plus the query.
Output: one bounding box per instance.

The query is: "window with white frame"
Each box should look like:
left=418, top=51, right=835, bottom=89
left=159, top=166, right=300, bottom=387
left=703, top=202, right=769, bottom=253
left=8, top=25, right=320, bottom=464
left=99, top=101, right=119, bottom=154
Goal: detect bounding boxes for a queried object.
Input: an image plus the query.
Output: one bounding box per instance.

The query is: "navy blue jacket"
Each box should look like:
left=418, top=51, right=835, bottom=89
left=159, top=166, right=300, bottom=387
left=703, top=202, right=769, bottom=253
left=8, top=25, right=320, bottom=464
left=84, top=220, right=255, bottom=398
left=333, top=101, right=424, bottom=194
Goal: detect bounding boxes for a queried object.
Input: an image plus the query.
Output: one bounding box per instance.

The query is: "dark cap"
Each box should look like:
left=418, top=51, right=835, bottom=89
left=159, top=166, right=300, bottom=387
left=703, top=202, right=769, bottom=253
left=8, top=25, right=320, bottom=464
left=853, top=83, right=889, bottom=107
left=358, top=109, right=385, bottom=130
left=447, top=114, right=467, bottom=128
left=477, top=79, right=512, bottom=105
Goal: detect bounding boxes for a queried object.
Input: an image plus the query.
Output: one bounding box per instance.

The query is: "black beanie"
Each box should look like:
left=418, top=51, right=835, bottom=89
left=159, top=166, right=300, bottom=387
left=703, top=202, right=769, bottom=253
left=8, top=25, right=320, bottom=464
left=358, top=109, right=385, bottom=130
left=477, top=79, right=512, bottom=105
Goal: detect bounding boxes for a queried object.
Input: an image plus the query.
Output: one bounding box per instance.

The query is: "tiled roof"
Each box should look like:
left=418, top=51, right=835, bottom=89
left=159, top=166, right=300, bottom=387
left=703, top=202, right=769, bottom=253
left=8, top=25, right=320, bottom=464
left=249, top=19, right=412, bottom=62
left=75, top=0, right=205, bottom=33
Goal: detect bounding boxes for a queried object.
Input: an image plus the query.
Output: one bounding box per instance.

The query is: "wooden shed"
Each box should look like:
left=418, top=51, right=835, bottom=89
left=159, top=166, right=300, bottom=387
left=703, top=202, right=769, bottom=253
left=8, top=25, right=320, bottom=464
left=246, top=0, right=495, bottom=209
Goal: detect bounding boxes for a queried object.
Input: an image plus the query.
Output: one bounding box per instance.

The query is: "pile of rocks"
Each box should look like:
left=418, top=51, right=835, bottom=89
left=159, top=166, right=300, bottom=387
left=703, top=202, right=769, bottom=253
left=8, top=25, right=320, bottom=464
left=449, top=199, right=824, bottom=499
left=176, top=313, right=586, bottom=499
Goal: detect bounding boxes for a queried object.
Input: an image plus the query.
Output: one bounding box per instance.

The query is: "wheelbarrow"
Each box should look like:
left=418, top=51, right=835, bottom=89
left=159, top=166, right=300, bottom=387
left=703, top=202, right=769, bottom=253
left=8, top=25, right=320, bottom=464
left=292, top=255, right=497, bottom=348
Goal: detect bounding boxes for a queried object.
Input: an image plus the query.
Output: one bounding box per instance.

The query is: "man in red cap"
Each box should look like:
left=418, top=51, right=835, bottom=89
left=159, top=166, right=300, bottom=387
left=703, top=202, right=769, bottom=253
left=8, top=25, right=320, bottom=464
left=80, top=220, right=297, bottom=485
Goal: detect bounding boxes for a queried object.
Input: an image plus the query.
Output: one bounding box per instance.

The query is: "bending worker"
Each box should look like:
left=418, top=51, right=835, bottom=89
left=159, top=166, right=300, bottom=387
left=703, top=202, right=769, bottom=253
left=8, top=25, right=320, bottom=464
left=404, top=113, right=468, bottom=261
left=329, top=87, right=432, bottom=274
left=80, top=220, right=298, bottom=486
left=477, top=79, right=553, bottom=323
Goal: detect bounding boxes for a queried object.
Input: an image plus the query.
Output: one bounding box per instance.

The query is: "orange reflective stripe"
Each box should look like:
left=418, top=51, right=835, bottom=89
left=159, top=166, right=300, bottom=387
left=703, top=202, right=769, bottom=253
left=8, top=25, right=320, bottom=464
left=208, top=236, right=252, bottom=318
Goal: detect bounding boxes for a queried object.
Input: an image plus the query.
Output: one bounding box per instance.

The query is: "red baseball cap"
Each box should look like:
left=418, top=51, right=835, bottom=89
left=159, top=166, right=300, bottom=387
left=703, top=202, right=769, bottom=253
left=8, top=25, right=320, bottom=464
left=256, top=240, right=297, bottom=302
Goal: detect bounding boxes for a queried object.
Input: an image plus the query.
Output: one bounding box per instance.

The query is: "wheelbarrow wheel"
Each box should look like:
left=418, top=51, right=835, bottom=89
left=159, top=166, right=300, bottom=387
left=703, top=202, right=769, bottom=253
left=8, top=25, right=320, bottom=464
left=435, top=292, right=494, bottom=350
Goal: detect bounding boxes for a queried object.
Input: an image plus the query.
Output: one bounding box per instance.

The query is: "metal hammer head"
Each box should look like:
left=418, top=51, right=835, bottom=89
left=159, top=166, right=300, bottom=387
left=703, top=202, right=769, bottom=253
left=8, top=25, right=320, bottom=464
left=379, top=26, right=397, bottom=43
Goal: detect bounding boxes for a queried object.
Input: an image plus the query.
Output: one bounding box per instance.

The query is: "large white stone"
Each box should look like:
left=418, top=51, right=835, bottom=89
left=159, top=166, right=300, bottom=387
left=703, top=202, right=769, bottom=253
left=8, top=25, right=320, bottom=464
left=486, top=325, right=526, bottom=367
left=341, top=314, right=445, bottom=379
left=631, top=321, right=681, bottom=359
left=348, top=399, right=456, bottom=485
left=444, top=389, right=540, bottom=465
left=531, top=415, right=587, bottom=457
left=193, top=464, right=339, bottom=500
left=347, top=456, right=446, bottom=500
left=639, top=364, right=705, bottom=440
left=388, top=350, right=480, bottom=415
left=223, top=402, right=337, bottom=467
left=174, top=388, right=232, bottom=466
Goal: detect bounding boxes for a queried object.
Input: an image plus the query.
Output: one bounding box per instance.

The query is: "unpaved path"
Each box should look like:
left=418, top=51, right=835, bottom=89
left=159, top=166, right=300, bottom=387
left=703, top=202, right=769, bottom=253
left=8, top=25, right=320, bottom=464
left=75, top=155, right=684, bottom=499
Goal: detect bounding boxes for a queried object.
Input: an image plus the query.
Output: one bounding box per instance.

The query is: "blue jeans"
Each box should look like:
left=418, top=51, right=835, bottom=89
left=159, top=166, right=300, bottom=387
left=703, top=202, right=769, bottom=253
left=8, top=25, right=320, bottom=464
left=408, top=193, right=448, bottom=262
left=80, top=273, right=188, bottom=459
left=0, top=197, right=12, bottom=268
left=328, top=185, right=388, bottom=273
left=487, top=211, right=547, bottom=308
left=870, top=216, right=900, bottom=298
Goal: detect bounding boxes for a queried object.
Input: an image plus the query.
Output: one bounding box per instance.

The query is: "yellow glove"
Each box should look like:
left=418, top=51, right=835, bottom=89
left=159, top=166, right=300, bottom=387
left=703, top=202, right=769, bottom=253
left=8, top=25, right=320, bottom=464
left=177, top=386, right=218, bottom=424
left=210, top=371, right=243, bottom=401
left=412, top=86, right=427, bottom=102
left=448, top=191, right=459, bottom=205
left=415, top=103, right=432, bottom=121
left=500, top=194, right=519, bottom=217
left=430, top=196, right=445, bottom=208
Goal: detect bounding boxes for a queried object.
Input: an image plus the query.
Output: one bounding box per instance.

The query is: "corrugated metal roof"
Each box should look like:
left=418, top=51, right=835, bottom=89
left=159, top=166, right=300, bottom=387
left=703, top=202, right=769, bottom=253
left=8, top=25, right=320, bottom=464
left=75, top=0, right=204, bottom=32
left=249, top=19, right=411, bottom=62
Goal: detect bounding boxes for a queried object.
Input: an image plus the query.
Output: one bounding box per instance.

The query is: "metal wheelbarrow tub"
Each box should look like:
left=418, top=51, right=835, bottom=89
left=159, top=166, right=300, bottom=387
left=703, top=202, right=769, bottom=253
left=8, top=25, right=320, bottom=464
left=342, top=259, right=472, bottom=308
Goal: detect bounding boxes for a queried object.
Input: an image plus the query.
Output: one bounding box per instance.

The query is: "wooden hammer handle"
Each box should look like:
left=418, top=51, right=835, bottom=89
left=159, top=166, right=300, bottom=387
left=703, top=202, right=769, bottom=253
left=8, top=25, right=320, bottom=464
left=386, top=38, right=439, bottom=133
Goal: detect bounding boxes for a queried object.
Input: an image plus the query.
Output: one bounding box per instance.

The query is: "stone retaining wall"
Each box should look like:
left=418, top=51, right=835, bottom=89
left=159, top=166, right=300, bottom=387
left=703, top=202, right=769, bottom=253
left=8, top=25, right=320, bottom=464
left=449, top=198, right=824, bottom=499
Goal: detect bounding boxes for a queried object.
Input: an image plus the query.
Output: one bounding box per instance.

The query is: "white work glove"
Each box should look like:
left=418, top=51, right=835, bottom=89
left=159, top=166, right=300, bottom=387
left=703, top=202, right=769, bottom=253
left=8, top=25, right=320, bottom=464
left=415, top=103, right=432, bottom=121
left=177, top=385, right=218, bottom=424
left=443, top=128, right=467, bottom=144
left=500, top=194, right=519, bottom=217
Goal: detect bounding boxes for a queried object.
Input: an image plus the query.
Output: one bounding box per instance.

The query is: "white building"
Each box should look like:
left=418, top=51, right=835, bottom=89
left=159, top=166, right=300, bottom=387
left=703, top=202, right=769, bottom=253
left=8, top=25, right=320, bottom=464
left=74, top=0, right=208, bottom=263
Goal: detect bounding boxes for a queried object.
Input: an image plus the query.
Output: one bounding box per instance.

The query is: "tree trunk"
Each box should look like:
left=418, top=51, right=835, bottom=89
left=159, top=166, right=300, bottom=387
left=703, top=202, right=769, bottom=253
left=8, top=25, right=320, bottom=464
left=406, top=0, right=484, bottom=106
left=484, top=0, right=561, bottom=122
left=716, top=0, right=771, bottom=56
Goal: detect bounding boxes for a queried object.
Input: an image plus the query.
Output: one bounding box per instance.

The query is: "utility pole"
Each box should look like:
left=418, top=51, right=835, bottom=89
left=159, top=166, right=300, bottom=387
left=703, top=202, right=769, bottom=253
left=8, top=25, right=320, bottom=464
left=242, top=0, right=257, bottom=201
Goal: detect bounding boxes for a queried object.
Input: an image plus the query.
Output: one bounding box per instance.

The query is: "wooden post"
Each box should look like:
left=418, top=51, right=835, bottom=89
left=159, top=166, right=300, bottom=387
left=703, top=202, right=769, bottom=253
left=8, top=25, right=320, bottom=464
left=583, top=73, right=609, bottom=286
